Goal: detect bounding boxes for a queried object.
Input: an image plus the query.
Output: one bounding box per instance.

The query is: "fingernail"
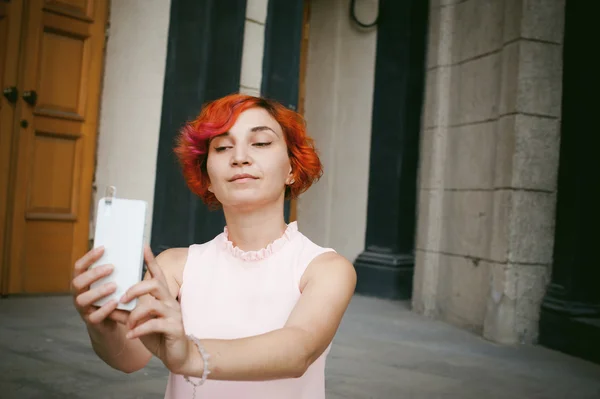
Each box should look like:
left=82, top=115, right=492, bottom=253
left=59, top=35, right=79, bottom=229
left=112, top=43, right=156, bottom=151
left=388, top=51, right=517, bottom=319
left=125, top=331, right=133, bottom=339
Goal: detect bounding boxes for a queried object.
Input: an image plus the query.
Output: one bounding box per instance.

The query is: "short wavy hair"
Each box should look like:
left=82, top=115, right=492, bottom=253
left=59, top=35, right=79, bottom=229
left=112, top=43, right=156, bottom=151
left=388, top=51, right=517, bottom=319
left=175, top=94, right=323, bottom=209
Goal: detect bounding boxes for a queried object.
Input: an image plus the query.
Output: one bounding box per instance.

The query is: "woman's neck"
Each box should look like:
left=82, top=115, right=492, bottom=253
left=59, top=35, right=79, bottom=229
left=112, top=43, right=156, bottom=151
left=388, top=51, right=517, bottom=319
left=222, top=203, right=288, bottom=252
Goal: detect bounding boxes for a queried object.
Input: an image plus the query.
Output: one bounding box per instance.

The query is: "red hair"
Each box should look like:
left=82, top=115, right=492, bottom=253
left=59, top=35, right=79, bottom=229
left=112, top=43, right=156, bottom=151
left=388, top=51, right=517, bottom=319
left=174, top=94, right=323, bottom=209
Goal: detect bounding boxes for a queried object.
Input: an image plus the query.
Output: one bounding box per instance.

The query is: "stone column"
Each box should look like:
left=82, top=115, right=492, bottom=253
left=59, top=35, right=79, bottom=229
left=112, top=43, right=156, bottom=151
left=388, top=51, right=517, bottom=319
left=353, top=0, right=428, bottom=300
left=412, top=0, right=566, bottom=344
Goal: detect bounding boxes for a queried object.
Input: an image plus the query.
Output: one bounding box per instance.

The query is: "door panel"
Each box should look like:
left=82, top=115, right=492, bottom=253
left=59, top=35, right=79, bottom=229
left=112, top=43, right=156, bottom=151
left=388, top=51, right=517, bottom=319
left=6, top=0, right=107, bottom=294
left=44, top=0, right=95, bottom=22
left=0, top=0, right=24, bottom=295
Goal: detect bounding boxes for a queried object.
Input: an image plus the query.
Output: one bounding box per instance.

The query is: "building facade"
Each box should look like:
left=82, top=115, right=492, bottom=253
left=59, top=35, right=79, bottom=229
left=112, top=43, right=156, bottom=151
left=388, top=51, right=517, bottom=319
left=1, top=0, right=597, bottom=364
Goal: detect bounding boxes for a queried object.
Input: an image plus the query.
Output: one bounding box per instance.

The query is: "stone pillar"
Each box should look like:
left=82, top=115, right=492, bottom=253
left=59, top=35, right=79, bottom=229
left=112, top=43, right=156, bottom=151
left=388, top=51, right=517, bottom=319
left=412, top=0, right=566, bottom=344
left=353, top=0, right=428, bottom=300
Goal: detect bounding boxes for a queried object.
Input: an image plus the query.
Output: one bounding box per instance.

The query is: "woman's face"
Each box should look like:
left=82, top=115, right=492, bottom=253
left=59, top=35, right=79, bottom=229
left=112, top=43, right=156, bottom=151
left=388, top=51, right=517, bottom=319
left=206, top=107, right=292, bottom=210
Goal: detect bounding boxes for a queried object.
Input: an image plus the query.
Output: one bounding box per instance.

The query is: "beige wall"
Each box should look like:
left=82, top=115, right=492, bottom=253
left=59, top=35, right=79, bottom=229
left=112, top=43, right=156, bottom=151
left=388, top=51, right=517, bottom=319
left=240, top=0, right=268, bottom=96
left=299, top=0, right=378, bottom=261
left=93, top=0, right=171, bottom=243
left=413, top=0, right=565, bottom=344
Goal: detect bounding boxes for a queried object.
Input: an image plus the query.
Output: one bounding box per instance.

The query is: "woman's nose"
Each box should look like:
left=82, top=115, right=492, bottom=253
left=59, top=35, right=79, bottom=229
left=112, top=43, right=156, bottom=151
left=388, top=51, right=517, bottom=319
left=231, top=146, right=251, bottom=165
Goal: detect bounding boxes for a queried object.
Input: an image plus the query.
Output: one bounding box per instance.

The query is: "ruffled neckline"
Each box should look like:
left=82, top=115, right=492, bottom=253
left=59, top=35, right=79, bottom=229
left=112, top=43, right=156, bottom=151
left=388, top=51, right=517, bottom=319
left=221, top=222, right=298, bottom=261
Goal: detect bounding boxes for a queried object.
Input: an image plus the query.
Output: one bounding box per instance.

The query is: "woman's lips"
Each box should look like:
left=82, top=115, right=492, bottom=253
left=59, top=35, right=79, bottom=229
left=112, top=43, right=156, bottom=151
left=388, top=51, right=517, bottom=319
left=229, top=173, right=258, bottom=183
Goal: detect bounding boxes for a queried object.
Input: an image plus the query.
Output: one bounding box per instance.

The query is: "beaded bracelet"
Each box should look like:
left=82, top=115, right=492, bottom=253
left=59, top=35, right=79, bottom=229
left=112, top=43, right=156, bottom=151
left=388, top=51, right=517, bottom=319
left=184, top=334, right=211, bottom=398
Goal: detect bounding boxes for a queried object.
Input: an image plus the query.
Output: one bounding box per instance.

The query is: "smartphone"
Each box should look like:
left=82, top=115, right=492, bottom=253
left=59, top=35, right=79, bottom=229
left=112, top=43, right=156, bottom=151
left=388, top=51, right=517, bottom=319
left=89, top=196, right=148, bottom=311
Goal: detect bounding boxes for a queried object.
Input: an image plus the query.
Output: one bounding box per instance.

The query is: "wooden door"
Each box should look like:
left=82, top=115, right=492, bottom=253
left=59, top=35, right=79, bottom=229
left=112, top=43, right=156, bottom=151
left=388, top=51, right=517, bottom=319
left=3, top=0, right=108, bottom=294
left=0, top=0, right=24, bottom=294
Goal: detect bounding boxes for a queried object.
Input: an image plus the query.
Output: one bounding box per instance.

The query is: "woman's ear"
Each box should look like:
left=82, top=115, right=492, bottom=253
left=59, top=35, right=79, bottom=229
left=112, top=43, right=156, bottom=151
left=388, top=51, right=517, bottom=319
left=286, top=167, right=295, bottom=185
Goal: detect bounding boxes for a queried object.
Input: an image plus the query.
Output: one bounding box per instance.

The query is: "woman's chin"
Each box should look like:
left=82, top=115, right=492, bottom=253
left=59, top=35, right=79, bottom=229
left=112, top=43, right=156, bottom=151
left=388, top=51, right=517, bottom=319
left=220, top=193, right=282, bottom=212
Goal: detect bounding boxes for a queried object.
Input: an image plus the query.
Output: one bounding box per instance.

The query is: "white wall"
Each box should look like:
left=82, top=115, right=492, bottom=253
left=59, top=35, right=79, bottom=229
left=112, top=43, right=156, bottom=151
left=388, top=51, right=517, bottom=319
left=93, top=0, right=171, bottom=243
left=299, top=0, right=378, bottom=261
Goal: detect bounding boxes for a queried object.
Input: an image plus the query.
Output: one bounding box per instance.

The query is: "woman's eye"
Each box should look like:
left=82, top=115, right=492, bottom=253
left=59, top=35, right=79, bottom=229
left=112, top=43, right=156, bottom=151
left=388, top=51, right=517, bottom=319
left=214, top=146, right=232, bottom=152
left=253, top=142, right=272, bottom=147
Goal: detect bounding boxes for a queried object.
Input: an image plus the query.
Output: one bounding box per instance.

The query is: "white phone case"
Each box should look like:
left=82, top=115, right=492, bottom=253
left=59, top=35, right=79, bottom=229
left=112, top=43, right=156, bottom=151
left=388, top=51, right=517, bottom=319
left=89, top=195, right=147, bottom=311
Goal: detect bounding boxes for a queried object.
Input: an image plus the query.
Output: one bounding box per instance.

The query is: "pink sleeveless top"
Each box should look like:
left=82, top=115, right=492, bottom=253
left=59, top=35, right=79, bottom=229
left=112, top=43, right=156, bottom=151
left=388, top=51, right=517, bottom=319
left=164, top=222, right=335, bottom=399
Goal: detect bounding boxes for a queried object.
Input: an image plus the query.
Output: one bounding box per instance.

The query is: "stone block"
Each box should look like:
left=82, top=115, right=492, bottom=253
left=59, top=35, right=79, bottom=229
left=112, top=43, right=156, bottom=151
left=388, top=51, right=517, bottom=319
left=502, top=0, right=524, bottom=43
left=424, top=67, right=453, bottom=129
left=500, top=40, right=562, bottom=117
left=423, top=69, right=439, bottom=128
left=445, top=121, right=496, bottom=189
left=246, top=0, right=268, bottom=24
left=427, top=6, right=441, bottom=68
left=489, top=190, right=511, bottom=263
left=418, top=127, right=434, bottom=189
left=441, top=190, right=493, bottom=258
left=508, top=190, right=556, bottom=264
left=504, top=0, right=566, bottom=44
left=498, top=41, right=520, bottom=115
left=489, top=189, right=556, bottom=265
left=483, top=262, right=518, bottom=343
left=514, top=264, right=551, bottom=343
left=418, top=127, right=447, bottom=189
left=449, top=53, right=501, bottom=126
left=521, top=0, right=565, bottom=43
left=494, top=114, right=561, bottom=190
left=483, top=263, right=550, bottom=344
left=240, top=20, right=265, bottom=90
left=416, top=188, right=444, bottom=250
left=412, top=249, right=441, bottom=317
left=489, top=189, right=558, bottom=264
left=436, top=253, right=491, bottom=332
left=515, top=40, right=563, bottom=117
left=494, top=115, right=517, bottom=188
left=453, top=0, right=504, bottom=63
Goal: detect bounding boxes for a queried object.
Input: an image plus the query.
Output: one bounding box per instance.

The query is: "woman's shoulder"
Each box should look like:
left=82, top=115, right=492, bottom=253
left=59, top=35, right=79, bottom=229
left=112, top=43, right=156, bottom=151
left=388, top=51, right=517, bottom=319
left=155, top=247, right=189, bottom=294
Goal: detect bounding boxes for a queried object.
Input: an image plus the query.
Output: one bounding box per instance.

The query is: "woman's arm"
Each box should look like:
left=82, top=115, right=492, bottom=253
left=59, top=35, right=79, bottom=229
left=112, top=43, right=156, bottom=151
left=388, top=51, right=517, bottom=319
left=177, top=251, right=357, bottom=380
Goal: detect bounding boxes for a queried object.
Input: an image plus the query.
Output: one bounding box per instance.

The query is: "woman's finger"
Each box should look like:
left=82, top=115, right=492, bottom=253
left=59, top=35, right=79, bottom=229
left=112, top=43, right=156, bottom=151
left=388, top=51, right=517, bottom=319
left=107, top=309, right=130, bottom=325
left=120, top=278, right=169, bottom=304
left=127, top=299, right=169, bottom=330
left=126, top=317, right=171, bottom=340
left=143, top=246, right=168, bottom=284
left=87, top=299, right=119, bottom=324
left=71, top=264, right=114, bottom=295
left=73, top=246, right=105, bottom=277
left=75, top=281, right=117, bottom=310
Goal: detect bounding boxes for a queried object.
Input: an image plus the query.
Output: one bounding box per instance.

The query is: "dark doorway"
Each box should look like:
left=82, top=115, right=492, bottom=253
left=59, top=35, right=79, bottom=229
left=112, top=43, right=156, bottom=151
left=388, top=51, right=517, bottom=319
left=539, top=1, right=600, bottom=364
left=150, top=0, right=247, bottom=254
left=261, top=0, right=305, bottom=222
left=353, top=0, right=428, bottom=299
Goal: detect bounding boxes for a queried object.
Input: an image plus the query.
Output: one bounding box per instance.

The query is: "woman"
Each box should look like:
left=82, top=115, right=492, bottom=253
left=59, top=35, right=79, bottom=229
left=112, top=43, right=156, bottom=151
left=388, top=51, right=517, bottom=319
left=71, top=94, right=357, bottom=399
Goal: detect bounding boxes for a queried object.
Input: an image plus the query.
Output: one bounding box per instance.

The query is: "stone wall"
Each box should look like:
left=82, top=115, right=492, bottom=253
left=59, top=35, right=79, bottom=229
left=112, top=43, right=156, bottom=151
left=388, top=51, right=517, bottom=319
left=412, top=0, right=565, bottom=344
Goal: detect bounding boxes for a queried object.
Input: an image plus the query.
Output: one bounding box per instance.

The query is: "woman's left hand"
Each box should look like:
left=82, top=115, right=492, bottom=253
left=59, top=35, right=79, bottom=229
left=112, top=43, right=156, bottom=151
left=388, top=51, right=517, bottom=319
left=121, top=246, right=191, bottom=374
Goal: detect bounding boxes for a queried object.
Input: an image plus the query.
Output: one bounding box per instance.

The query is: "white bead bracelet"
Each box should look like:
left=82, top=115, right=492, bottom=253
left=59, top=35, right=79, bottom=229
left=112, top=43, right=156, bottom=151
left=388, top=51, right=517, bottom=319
left=184, top=334, right=211, bottom=399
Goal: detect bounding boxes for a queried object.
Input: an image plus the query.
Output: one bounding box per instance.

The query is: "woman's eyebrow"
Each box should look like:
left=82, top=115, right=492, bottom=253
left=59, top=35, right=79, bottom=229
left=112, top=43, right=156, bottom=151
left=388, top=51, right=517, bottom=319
left=250, top=126, right=279, bottom=137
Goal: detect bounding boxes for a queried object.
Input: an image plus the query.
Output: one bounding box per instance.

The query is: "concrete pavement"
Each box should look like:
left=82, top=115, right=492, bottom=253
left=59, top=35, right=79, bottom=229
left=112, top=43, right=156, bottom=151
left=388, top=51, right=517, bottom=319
left=1, top=295, right=599, bottom=398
